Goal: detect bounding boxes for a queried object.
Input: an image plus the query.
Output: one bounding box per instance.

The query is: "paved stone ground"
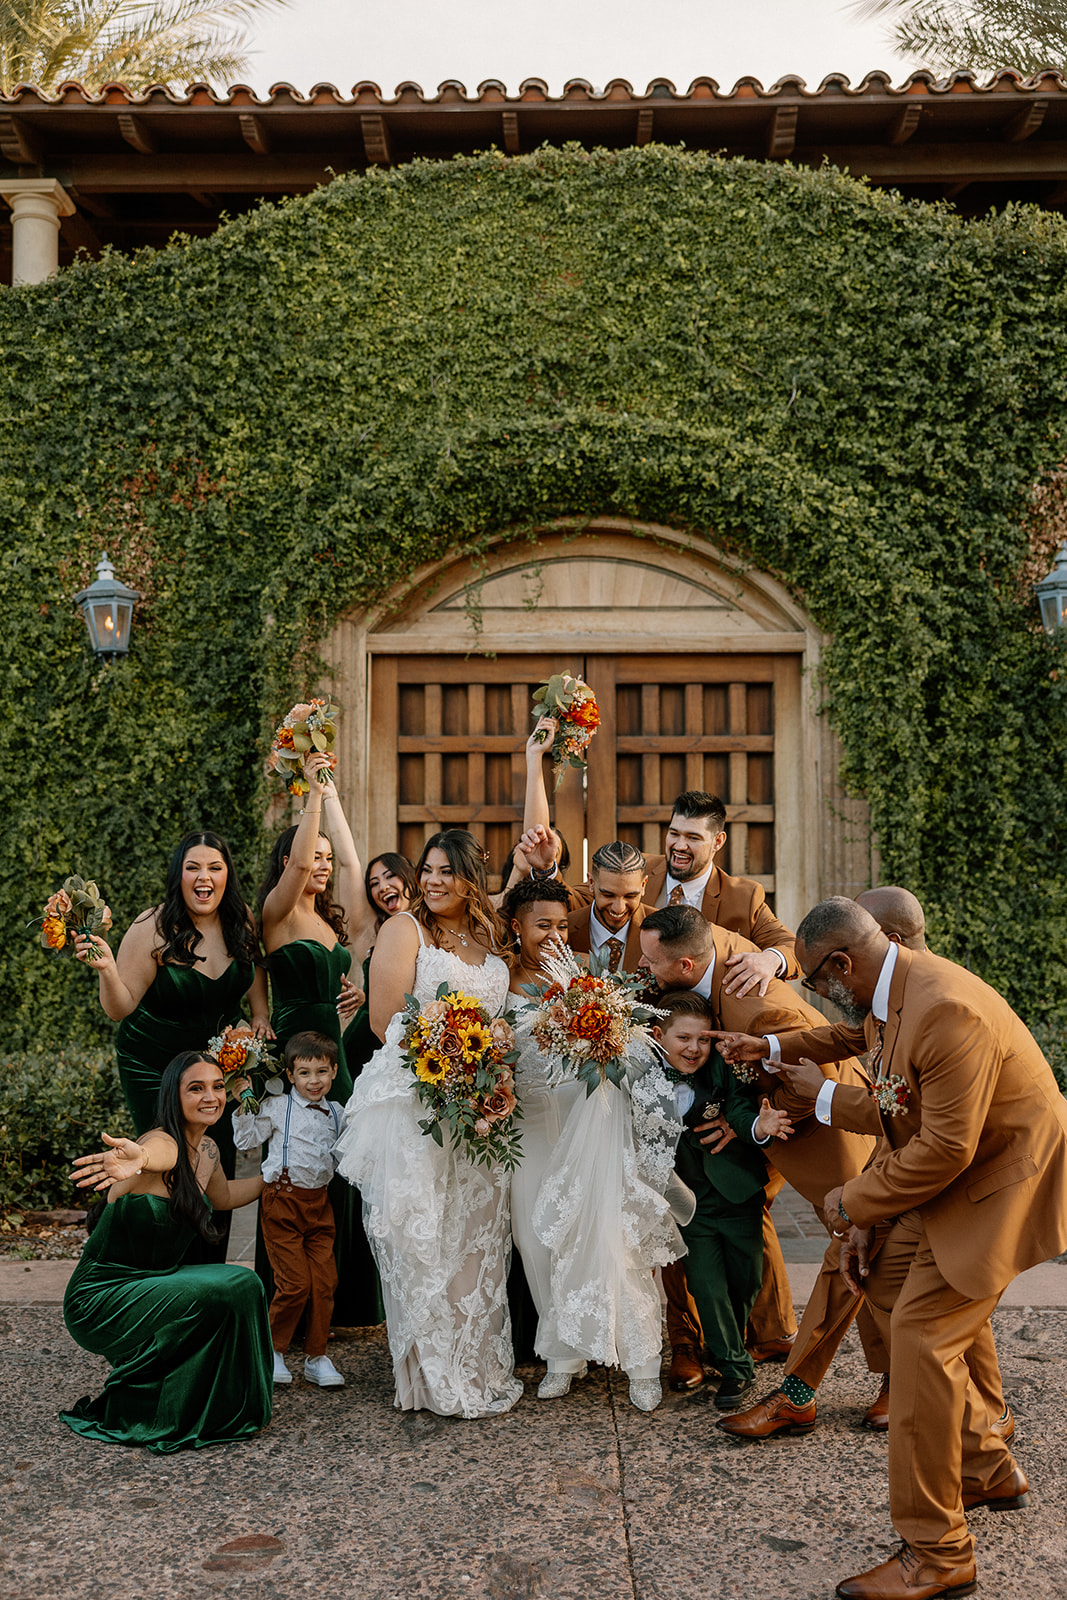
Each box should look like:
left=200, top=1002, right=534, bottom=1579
left=1, top=1282, right=1065, bottom=1600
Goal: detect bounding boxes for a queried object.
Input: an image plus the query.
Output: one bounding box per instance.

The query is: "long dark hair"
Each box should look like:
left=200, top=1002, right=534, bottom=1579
left=155, top=830, right=260, bottom=970
left=257, top=824, right=348, bottom=944
left=154, top=1051, right=223, bottom=1245
left=365, top=852, right=418, bottom=930
left=412, top=830, right=505, bottom=952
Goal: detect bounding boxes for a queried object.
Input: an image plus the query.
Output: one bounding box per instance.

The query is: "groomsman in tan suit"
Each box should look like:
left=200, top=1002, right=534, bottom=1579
left=717, top=896, right=1067, bottom=1600
left=639, top=905, right=885, bottom=1399
left=562, top=840, right=655, bottom=973
left=643, top=790, right=800, bottom=990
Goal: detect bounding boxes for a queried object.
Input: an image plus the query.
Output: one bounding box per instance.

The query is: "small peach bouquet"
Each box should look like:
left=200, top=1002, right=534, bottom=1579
left=207, top=1024, right=282, bottom=1113
left=524, top=943, right=666, bottom=1096
left=531, top=672, right=600, bottom=790
left=35, top=874, right=112, bottom=963
left=400, top=984, right=523, bottom=1170
left=265, top=697, right=339, bottom=796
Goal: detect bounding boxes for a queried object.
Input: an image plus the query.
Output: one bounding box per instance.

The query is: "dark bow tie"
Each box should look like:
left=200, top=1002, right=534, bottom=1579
left=303, top=1101, right=330, bottom=1114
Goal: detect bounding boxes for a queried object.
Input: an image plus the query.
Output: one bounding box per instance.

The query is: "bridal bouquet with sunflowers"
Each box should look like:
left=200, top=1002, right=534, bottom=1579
left=265, top=696, right=339, bottom=796
left=35, top=874, right=112, bottom=962
left=531, top=672, right=600, bottom=790
left=400, top=984, right=523, bottom=1170
left=525, top=943, right=666, bottom=1096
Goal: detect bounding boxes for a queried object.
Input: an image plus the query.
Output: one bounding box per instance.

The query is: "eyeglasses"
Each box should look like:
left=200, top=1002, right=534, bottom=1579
left=800, top=947, right=846, bottom=993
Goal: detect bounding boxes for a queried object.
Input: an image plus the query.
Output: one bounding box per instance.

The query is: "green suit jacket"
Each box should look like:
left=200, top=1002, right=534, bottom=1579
left=672, top=1051, right=769, bottom=1207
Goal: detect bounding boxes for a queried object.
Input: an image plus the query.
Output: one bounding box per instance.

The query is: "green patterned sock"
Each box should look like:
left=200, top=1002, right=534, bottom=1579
left=782, top=1374, right=816, bottom=1406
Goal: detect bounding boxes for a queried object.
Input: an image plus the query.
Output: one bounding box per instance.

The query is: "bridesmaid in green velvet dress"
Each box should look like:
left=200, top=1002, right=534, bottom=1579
left=258, top=752, right=382, bottom=1325
left=75, top=831, right=270, bottom=1261
left=62, top=1050, right=271, bottom=1453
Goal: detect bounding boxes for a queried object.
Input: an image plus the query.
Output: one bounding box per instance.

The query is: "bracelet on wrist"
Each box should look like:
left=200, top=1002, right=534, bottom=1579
left=837, top=1198, right=852, bottom=1226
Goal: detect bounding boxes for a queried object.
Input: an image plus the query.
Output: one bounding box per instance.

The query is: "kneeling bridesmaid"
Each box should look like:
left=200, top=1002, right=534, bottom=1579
left=62, top=1050, right=272, bottom=1454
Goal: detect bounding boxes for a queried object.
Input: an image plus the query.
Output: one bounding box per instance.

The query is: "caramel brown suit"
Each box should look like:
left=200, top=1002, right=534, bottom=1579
left=776, top=945, right=1067, bottom=1566
left=644, top=859, right=800, bottom=979
left=565, top=900, right=652, bottom=973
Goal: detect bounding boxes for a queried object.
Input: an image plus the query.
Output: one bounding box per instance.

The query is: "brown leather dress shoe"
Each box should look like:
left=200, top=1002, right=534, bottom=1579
left=863, top=1372, right=891, bottom=1432
left=716, top=1388, right=817, bottom=1438
left=990, top=1405, right=1015, bottom=1442
left=835, top=1542, right=977, bottom=1599
left=668, top=1343, right=705, bottom=1391
left=962, top=1463, right=1030, bottom=1512
left=749, top=1333, right=798, bottom=1363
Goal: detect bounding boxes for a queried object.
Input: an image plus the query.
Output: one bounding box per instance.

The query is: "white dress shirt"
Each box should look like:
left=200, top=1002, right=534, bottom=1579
left=233, top=1090, right=345, bottom=1189
left=765, top=943, right=898, bottom=1124
left=589, top=906, right=631, bottom=957
left=659, top=863, right=786, bottom=976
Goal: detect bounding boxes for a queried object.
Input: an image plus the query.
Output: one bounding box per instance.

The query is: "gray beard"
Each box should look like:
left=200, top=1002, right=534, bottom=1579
left=825, top=976, right=869, bottom=1029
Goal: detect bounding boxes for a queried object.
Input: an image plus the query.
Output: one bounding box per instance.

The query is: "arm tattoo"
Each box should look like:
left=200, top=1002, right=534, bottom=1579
left=200, top=1137, right=220, bottom=1169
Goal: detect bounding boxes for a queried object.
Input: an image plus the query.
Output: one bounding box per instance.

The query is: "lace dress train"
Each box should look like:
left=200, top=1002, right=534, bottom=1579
left=334, top=931, right=522, bottom=1418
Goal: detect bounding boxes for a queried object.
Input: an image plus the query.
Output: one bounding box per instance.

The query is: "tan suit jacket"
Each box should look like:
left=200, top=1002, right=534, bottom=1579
left=643, top=858, right=799, bottom=978
left=703, top=926, right=874, bottom=1207
left=774, top=945, right=1067, bottom=1299
left=566, top=901, right=653, bottom=974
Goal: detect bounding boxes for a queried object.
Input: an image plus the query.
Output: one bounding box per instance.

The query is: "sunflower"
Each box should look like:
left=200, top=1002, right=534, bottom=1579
left=415, top=1053, right=448, bottom=1083
left=459, top=1020, right=493, bottom=1061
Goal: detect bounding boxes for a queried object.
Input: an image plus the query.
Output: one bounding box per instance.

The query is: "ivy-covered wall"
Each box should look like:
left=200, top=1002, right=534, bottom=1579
left=2, top=143, right=1065, bottom=1050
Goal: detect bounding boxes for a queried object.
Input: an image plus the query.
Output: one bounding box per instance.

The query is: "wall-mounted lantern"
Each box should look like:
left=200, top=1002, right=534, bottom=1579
left=74, top=553, right=140, bottom=661
left=1035, top=542, right=1067, bottom=636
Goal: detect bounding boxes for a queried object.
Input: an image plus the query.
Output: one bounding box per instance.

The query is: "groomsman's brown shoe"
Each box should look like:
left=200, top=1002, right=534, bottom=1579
left=748, top=1332, right=797, bottom=1363
left=862, top=1373, right=891, bottom=1431
left=963, top=1463, right=1030, bottom=1513
left=668, top=1343, right=706, bottom=1391
left=990, top=1404, right=1015, bottom=1441
left=835, top=1543, right=977, bottom=1599
left=716, top=1388, right=816, bottom=1438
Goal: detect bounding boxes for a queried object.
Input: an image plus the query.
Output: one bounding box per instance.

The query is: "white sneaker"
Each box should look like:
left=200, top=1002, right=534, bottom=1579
left=629, top=1377, right=662, bottom=1412
left=304, top=1354, right=345, bottom=1388
left=272, top=1350, right=293, bottom=1385
left=537, top=1363, right=588, bottom=1400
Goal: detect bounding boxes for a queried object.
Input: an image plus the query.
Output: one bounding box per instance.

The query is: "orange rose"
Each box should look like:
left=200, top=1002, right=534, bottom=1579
left=438, top=1029, right=464, bottom=1060
left=573, top=1003, right=611, bottom=1040
left=570, top=698, right=600, bottom=730
left=42, top=915, right=66, bottom=950
left=481, top=1083, right=518, bottom=1125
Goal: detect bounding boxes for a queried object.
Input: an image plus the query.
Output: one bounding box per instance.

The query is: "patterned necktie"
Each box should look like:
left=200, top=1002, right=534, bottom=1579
left=605, top=937, right=624, bottom=973
left=867, top=1021, right=886, bottom=1082
left=668, top=885, right=685, bottom=907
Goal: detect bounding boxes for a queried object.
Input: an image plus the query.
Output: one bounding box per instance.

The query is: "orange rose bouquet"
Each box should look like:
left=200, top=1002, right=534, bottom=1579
left=531, top=673, right=600, bottom=790
left=400, top=984, right=523, bottom=1170
left=35, top=874, right=112, bottom=963
left=265, top=696, right=339, bottom=796
left=207, top=1024, right=282, bottom=1113
left=525, top=944, right=666, bottom=1095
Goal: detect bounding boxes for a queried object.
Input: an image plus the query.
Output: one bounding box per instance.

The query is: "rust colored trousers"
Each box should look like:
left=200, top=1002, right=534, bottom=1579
left=260, top=1178, right=338, bottom=1360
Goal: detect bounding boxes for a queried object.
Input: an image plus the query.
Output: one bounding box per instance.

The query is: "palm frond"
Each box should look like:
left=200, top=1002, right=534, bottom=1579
left=847, top=1, right=1067, bottom=75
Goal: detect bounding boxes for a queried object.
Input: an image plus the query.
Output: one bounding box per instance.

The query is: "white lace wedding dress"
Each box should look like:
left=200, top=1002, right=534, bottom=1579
left=532, top=1045, right=691, bottom=1377
left=334, top=923, right=522, bottom=1418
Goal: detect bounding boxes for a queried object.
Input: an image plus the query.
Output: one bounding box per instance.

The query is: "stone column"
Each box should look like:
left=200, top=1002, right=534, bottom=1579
left=0, top=179, right=77, bottom=285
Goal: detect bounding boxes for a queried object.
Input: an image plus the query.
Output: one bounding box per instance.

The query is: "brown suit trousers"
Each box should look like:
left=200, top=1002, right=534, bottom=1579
left=261, top=1179, right=338, bottom=1359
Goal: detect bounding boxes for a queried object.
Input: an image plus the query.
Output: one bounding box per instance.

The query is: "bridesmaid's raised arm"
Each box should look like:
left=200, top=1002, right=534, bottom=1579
left=74, top=910, right=159, bottom=1022
left=368, top=912, right=422, bottom=1041
left=260, top=751, right=333, bottom=943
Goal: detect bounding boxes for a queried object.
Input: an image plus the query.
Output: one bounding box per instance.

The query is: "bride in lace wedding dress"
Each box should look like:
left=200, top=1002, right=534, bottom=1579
left=335, top=831, right=522, bottom=1419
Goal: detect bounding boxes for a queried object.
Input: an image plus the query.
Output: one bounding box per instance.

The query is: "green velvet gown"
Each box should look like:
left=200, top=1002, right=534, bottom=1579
left=61, top=1193, right=272, bottom=1453
left=264, top=939, right=384, bottom=1326
left=115, top=958, right=252, bottom=1263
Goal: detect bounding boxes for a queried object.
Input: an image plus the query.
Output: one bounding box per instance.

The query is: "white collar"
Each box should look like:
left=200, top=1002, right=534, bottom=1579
left=665, top=861, right=715, bottom=903
left=292, top=1090, right=330, bottom=1111
left=690, top=950, right=716, bottom=999
left=871, top=943, right=898, bottom=1025
left=589, top=905, right=630, bottom=949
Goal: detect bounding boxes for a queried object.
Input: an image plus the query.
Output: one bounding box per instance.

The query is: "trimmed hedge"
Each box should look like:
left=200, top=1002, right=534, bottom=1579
left=1, top=143, right=1065, bottom=1050
left=0, top=1050, right=131, bottom=1212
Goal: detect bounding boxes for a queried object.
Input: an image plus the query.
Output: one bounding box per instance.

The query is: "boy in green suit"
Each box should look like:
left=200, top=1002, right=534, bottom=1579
left=653, top=990, right=793, bottom=1412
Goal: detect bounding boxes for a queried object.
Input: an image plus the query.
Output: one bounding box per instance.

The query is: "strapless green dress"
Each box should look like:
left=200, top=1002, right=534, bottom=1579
left=265, top=940, right=384, bottom=1326
left=115, top=958, right=251, bottom=1262
left=61, top=1193, right=272, bottom=1453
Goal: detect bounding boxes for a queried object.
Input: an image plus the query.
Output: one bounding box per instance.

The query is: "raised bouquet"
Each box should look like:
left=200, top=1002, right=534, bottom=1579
left=207, top=1024, right=282, bottom=1114
left=35, top=874, right=112, bottom=962
left=532, top=672, right=600, bottom=790
left=265, top=697, right=339, bottom=796
left=525, top=943, right=666, bottom=1096
left=400, top=984, right=523, bottom=1170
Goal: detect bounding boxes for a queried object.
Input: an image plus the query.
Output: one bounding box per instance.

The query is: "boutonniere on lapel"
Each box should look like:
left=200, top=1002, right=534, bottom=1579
left=731, top=1061, right=760, bottom=1085
left=871, top=1074, right=909, bottom=1116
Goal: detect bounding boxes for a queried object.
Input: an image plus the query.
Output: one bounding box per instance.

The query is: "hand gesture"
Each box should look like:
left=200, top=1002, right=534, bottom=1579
left=695, top=1113, right=736, bottom=1152
left=71, top=1133, right=144, bottom=1191
left=303, top=750, right=337, bottom=796
left=250, top=1014, right=276, bottom=1041
left=73, top=931, right=113, bottom=969
left=527, top=715, right=558, bottom=759
left=515, top=824, right=558, bottom=876
left=722, top=948, right=781, bottom=999
left=777, top=1057, right=825, bottom=1102
left=754, top=1096, right=793, bottom=1141
left=709, top=1030, right=769, bottom=1063
left=839, top=1226, right=874, bottom=1294
left=337, top=972, right=365, bottom=1027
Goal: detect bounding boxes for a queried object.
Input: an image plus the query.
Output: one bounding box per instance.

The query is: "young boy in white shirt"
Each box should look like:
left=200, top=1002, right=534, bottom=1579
left=233, top=1030, right=346, bottom=1388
